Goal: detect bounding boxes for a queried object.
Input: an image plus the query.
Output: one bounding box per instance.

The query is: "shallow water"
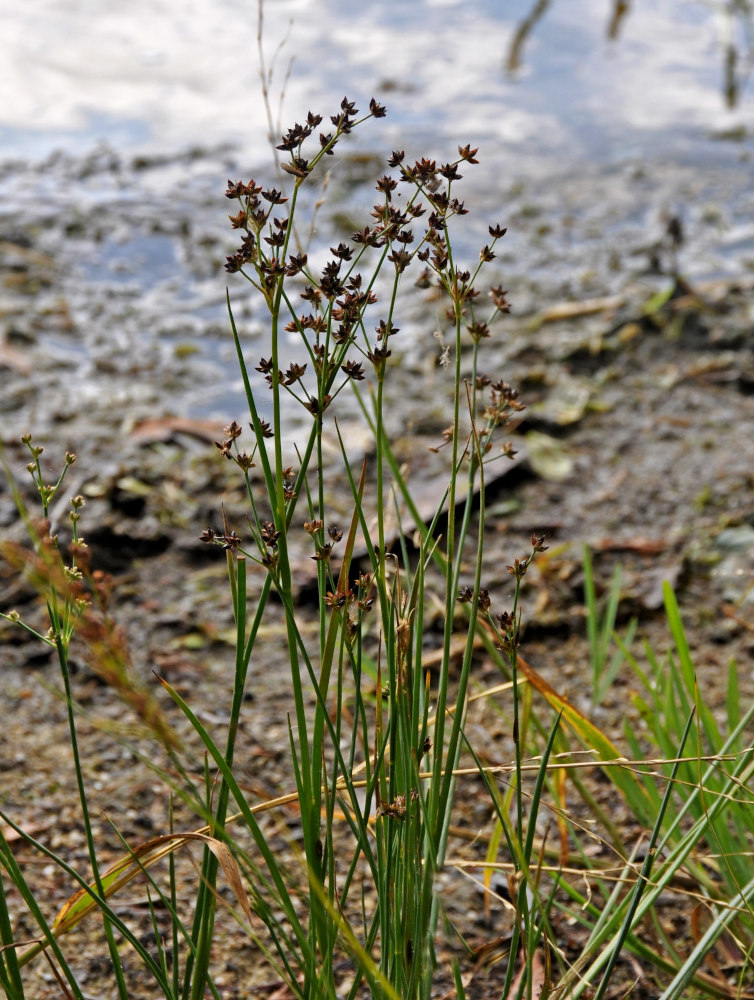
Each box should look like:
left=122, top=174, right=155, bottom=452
left=2, top=0, right=752, bottom=167
left=1, top=1, right=753, bottom=429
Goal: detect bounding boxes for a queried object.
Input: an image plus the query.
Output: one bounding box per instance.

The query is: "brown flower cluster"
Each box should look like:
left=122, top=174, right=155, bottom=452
left=457, top=534, right=549, bottom=652
left=222, top=99, right=519, bottom=421
left=214, top=420, right=256, bottom=472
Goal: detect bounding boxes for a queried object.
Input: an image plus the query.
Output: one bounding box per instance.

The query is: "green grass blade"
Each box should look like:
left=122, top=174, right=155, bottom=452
left=593, top=707, right=696, bottom=1000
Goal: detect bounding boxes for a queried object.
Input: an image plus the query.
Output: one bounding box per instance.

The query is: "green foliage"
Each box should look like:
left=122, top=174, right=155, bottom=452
left=204, top=94, right=529, bottom=999
left=582, top=544, right=637, bottom=706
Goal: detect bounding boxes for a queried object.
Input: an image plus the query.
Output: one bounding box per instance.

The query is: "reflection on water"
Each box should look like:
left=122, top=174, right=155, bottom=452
left=507, top=0, right=753, bottom=110
left=0, top=0, right=752, bottom=169
left=717, top=0, right=754, bottom=107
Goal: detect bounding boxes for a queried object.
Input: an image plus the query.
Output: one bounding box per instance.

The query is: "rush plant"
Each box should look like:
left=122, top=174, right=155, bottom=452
left=1, top=98, right=543, bottom=1000
left=190, top=96, right=539, bottom=1000
left=2, top=93, right=752, bottom=1000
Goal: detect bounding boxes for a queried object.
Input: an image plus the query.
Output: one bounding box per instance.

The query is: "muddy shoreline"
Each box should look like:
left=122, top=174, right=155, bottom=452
left=2, top=144, right=754, bottom=996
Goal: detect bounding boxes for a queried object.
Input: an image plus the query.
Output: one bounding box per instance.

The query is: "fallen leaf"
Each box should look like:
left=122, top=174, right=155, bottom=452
left=129, top=416, right=225, bottom=444
left=532, top=294, right=624, bottom=328
left=524, top=431, right=573, bottom=481
left=1, top=820, right=49, bottom=849
left=593, top=536, right=668, bottom=555
left=0, top=340, right=33, bottom=375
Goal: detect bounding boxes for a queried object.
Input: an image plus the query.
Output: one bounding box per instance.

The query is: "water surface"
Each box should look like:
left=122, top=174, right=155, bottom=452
left=1, top=1, right=753, bottom=427
left=2, top=0, right=752, bottom=169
